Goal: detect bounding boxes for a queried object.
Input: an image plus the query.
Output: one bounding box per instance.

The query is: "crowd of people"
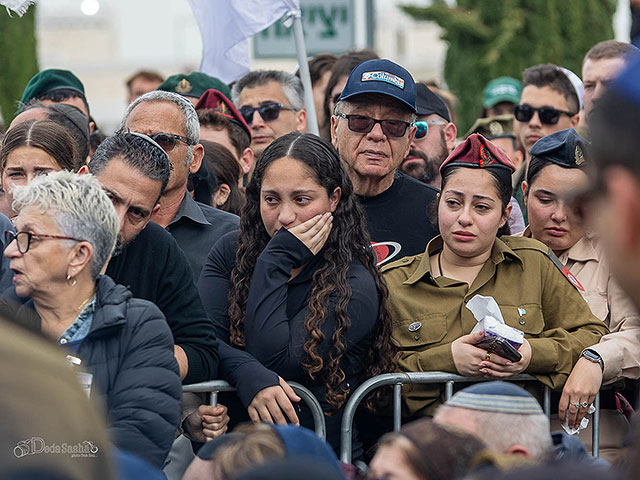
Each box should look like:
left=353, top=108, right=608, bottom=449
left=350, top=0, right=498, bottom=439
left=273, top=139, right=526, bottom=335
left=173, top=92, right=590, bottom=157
left=1, top=35, right=640, bottom=480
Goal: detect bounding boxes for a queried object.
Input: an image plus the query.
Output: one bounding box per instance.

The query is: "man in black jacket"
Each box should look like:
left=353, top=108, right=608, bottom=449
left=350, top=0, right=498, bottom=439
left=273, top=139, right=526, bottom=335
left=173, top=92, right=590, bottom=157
left=85, top=132, right=219, bottom=384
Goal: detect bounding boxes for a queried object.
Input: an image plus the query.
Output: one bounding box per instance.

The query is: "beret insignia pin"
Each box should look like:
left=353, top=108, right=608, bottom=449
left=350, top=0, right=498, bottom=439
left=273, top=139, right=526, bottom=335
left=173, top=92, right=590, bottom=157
left=176, top=79, right=192, bottom=94
left=489, top=121, right=503, bottom=136
left=575, top=145, right=584, bottom=165
left=479, top=144, right=497, bottom=167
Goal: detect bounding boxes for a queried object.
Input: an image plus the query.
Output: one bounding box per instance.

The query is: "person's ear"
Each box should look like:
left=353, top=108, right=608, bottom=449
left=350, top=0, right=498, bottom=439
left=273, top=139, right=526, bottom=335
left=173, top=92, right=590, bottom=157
left=570, top=112, right=580, bottom=128
left=330, top=115, right=339, bottom=149
left=240, top=147, right=254, bottom=177
left=329, top=186, right=342, bottom=212
left=403, top=125, right=417, bottom=159
left=67, top=241, right=94, bottom=279
left=77, top=165, right=90, bottom=175
left=505, top=444, right=531, bottom=458
left=522, top=181, right=529, bottom=207
left=189, top=144, right=204, bottom=174
left=213, top=184, right=231, bottom=207
left=296, top=109, right=307, bottom=132
left=444, top=122, right=457, bottom=152
left=501, top=202, right=513, bottom=228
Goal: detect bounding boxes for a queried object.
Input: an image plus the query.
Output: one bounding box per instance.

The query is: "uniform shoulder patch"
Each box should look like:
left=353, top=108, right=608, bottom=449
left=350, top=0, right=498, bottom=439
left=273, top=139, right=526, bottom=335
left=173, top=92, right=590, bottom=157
left=546, top=248, right=585, bottom=291
left=501, top=236, right=548, bottom=254
left=380, top=254, right=418, bottom=274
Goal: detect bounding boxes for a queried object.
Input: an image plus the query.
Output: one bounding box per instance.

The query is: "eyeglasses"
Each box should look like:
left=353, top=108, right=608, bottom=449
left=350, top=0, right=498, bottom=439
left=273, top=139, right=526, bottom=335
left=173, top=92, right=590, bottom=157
left=414, top=119, right=447, bottom=139
left=239, top=102, right=298, bottom=126
left=334, top=112, right=412, bottom=138
left=149, top=133, right=195, bottom=152
left=514, top=104, right=576, bottom=125
left=5, top=230, right=82, bottom=254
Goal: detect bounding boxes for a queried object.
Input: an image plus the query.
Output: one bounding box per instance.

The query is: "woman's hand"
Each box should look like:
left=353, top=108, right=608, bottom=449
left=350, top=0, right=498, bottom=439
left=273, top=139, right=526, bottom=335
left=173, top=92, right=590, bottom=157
left=558, top=357, right=602, bottom=429
left=478, top=338, right=532, bottom=379
left=451, top=332, right=492, bottom=377
left=288, top=213, right=333, bottom=255
left=184, top=404, right=229, bottom=442
left=248, top=377, right=301, bottom=426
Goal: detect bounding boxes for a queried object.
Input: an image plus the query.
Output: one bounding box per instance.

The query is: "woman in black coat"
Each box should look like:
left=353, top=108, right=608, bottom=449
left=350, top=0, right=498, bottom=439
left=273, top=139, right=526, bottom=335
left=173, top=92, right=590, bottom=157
left=3, top=171, right=181, bottom=469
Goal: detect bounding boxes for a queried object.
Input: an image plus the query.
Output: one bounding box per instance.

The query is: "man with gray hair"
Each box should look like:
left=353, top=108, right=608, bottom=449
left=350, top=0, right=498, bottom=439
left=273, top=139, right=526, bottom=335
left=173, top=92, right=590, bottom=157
left=121, top=91, right=238, bottom=281
left=434, top=381, right=553, bottom=463
left=330, top=59, right=438, bottom=265
left=232, top=70, right=307, bottom=159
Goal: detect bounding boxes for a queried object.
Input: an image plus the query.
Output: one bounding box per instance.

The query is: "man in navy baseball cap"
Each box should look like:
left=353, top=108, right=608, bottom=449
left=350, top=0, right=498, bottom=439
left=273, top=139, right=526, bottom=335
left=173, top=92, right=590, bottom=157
left=330, top=58, right=439, bottom=266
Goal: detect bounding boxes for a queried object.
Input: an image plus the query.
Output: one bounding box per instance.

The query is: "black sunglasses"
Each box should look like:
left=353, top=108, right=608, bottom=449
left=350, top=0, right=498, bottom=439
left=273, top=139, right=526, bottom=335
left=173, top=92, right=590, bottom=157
left=514, top=104, right=575, bottom=125
left=334, top=112, right=412, bottom=138
left=239, top=102, right=297, bottom=126
left=149, top=132, right=195, bottom=152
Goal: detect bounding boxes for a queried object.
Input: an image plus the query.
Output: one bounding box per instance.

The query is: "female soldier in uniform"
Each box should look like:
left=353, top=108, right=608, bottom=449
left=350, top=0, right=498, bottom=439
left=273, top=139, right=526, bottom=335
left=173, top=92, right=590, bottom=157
left=522, top=128, right=639, bottom=458
left=382, top=134, right=607, bottom=418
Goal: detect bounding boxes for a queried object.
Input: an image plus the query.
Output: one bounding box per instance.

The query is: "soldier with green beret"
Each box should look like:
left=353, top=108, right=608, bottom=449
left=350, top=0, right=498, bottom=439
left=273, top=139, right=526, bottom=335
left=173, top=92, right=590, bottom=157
left=157, top=71, right=231, bottom=104
left=19, top=68, right=90, bottom=118
left=382, top=133, right=607, bottom=418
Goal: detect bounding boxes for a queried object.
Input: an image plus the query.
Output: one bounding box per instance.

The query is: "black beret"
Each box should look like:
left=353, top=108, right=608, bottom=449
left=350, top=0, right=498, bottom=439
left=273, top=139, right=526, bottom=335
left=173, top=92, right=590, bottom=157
left=529, top=128, right=588, bottom=168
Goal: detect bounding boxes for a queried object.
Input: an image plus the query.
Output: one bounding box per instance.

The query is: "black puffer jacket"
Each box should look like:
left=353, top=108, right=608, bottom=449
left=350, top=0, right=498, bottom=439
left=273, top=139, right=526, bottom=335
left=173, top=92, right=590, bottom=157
left=11, top=275, right=182, bottom=468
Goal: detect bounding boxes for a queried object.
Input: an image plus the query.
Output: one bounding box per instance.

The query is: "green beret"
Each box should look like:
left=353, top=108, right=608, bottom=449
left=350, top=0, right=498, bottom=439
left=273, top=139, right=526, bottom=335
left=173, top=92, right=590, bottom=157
left=157, top=72, right=231, bottom=100
left=465, top=114, right=516, bottom=140
left=20, top=69, right=85, bottom=106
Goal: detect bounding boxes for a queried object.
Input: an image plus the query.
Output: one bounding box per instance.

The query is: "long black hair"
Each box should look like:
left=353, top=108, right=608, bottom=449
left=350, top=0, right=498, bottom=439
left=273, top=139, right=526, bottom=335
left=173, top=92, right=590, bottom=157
left=228, top=132, right=396, bottom=410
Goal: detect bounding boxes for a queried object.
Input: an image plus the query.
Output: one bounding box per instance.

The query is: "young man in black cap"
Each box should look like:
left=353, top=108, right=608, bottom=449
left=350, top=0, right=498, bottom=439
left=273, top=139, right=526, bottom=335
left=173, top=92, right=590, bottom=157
left=330, top=59, right=439, bottom=265
left=400, top=82, right=457, bottom=187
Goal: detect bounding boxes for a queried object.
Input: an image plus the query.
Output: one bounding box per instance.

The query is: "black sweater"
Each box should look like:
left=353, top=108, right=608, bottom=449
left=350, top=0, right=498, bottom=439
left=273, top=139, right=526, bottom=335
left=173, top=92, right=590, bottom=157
left=198, top=229, right=379, bottom=453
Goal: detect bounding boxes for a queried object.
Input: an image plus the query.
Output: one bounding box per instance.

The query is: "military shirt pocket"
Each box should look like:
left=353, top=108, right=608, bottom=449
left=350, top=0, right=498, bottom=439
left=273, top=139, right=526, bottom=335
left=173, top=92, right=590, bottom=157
left=501, top=304, right=544, bottom=336
left=581, top=289, right=608, bottom=322
left=392, top=313, right=448, bottom=348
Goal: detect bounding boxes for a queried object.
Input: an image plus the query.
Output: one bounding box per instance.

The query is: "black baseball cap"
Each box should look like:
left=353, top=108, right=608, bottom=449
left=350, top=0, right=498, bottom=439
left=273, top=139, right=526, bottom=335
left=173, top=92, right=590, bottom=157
left=415, top=83, right=450, bottom=121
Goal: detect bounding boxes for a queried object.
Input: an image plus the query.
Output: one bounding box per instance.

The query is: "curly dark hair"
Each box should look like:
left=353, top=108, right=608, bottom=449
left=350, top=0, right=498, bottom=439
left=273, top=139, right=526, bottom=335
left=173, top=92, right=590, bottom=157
left=228, top=132, right=396, bottom=411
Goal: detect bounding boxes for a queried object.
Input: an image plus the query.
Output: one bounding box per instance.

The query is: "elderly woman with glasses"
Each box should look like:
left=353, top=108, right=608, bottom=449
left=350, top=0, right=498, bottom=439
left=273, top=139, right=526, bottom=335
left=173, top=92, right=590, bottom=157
left=2, top=171, right=181, bottom=469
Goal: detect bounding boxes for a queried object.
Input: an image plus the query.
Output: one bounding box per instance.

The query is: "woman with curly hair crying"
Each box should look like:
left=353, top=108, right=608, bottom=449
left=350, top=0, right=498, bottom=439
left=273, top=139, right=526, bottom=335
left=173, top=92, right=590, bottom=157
left=198, top=131, right=396, bottom=458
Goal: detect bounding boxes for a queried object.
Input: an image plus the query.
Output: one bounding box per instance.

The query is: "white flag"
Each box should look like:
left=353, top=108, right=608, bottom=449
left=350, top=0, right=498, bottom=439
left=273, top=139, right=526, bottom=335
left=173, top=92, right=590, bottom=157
left=1, top=0, right=35, bottom=16
left=188, top=0, right=301, bottom=84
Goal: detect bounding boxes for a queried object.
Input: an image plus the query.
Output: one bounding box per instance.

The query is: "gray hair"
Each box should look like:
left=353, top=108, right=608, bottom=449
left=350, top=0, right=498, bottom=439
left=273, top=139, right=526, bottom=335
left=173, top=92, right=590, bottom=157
left=121, top=90, right=200, bottom=147
left=11, top=171, right=119, bottom=280
left=231, top=70, right=305, bottom=111
left=434, top=405, right=552, bottom=462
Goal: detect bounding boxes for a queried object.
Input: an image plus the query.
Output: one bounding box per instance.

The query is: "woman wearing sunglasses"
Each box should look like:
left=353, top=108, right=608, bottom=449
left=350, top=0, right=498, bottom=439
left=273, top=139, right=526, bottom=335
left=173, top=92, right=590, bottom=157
left=1, top=119, right=83, bottom=218
left=2, top=171, right=181, bottom=469
left=521, top=129, right=639, bottom=459
left=382, top=134, right=606, bottom=418
left=198, top=132, right=396, bottom=457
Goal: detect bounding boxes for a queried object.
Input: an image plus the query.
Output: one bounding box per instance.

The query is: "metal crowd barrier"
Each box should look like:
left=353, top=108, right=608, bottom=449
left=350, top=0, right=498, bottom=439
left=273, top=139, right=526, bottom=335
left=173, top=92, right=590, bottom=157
left=339, top=372, right=601, bottom=463
left=182, top=380, right=327, bottom=440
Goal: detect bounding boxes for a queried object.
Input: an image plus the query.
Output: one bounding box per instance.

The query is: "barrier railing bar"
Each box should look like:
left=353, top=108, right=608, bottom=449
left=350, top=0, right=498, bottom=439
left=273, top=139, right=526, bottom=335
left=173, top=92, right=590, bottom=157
left=543, top=385, right=550, bottom=418
left=183, top=380, right=326, bottom=440
left=445, top=381, right=454, bottom=400
left=393, top=383, right=402, bottom=431
left=340, top=372, right=548, bottom=463
left=593, top=392, right=600, bottom=458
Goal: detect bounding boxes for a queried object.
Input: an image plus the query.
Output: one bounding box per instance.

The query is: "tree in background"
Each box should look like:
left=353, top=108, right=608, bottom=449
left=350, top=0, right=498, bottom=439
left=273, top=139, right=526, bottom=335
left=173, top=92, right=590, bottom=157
left=0, top=5, right=38, bottom=131
left=401, top=0, right=616, bottom=132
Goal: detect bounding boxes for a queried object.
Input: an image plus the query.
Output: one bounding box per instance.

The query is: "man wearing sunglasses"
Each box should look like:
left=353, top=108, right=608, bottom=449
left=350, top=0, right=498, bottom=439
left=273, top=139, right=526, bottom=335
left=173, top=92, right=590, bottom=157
left=121, top=91, right=239, bottom=282
left=231, top=70, right=307, bottom=159
left=513, top=64, right=582, bottom=223
left=331, top=59, right=439, bottom=266
left=400, top=82, right=456, bottom=187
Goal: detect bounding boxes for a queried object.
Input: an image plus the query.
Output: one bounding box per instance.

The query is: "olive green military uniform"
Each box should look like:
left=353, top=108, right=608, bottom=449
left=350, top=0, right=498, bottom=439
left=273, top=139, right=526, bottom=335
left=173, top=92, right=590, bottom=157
left=382, top=235, right=609, bottom=417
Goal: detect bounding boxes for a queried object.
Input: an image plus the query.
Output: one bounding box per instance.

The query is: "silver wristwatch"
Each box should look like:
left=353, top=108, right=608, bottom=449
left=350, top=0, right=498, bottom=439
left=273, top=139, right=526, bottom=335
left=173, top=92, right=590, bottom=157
left=581, top=349, right=604, bottom=372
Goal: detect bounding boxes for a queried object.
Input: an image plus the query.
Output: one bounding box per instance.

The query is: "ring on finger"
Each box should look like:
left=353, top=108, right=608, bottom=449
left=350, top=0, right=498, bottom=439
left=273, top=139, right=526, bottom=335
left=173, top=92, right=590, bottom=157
left=572, top=402, right=581, bottom=408
left=485, top=352, right=491, bottom=361
left=581, top=401, right=589, bottom=409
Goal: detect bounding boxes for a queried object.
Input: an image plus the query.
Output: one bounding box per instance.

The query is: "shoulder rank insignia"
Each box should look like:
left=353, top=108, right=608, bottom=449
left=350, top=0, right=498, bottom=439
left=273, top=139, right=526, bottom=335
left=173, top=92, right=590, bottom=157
left=547, top=248, right=584, bottom=291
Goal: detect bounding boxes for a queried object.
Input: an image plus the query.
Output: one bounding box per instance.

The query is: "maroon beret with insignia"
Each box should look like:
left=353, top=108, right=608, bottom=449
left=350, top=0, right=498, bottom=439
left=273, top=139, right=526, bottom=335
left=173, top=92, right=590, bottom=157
left=195, top=89, right=251, bottom=142
left=440, top=133, right=515, bottom=174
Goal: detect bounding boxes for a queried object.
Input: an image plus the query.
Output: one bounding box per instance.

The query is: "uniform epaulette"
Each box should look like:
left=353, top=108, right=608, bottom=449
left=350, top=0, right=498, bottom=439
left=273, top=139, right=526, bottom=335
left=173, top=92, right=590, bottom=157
left=500, top=236, right=549, bottom=254
left=380, top=254, right=419, bottom=273
left=545, top=247, right=585, bottom=291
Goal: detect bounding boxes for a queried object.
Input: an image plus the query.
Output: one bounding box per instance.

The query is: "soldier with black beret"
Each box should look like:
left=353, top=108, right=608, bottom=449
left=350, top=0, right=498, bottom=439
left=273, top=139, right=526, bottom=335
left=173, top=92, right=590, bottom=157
left=521, top=128, right=639, bottom=459
left=382, top=133, right=606, bottom=418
